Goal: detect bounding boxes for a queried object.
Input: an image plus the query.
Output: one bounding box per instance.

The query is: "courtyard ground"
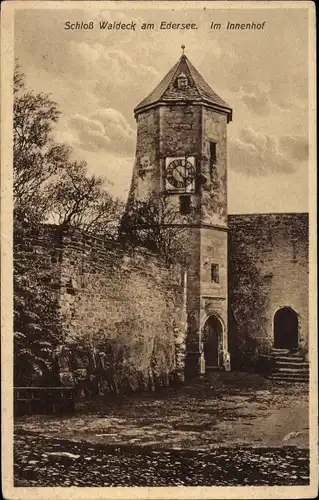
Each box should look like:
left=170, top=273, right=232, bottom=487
left=14, top=371, right=310, bottom=486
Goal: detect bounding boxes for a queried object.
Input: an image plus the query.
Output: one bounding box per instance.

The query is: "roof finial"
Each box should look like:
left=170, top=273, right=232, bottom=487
left=181, top=44, right=185, bottom=56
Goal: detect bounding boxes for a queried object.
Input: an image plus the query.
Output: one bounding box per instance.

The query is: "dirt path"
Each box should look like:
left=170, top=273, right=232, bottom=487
left=15, top=372, right=309, bottom=450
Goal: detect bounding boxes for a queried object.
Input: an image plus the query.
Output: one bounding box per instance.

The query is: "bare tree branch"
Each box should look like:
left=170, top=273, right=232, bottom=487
left=120, top=192, right=189, bottom=263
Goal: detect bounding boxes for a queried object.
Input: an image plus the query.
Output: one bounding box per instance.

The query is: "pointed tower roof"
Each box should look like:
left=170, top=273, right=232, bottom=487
left=134, top=53, right=232, bottom=122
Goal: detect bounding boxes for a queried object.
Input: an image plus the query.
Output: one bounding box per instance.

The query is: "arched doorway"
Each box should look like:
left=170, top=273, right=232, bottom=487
left=202, top=315, right=223, bottom=368
left=273, top=307, right=298, bottom=349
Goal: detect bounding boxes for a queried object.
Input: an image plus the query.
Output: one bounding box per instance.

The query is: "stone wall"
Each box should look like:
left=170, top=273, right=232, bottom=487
left=228, top=213, right=309, bottom=363
left=160, top=104, right=202, bottom=157
left=15, top=211, right=309, bottom=384
left=22, top=226, right=187, bottom=393
left=201, top=108, right=228, bottom=226
left=128, top=107, right=160, bottom=202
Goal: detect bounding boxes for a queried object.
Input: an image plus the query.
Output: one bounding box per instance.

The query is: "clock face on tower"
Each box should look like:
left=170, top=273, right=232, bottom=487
left=165, top=157, right=196, bottom=191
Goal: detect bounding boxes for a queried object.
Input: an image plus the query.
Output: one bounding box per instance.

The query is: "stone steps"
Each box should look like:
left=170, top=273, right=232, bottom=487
left=276, top=367, right=309, bottom=373
left=272, top=356, right=304, bottom=362
left=269, top=373, right=309, bottom=383
left=268, top=349, right=309, bottom=384
left=272, top=348, right=290, bottom=354
left=275, top=360, right=308, bottom=367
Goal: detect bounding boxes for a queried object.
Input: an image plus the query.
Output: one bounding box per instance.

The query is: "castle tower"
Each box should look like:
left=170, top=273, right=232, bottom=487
left=128, top=48, right=233, bottom=376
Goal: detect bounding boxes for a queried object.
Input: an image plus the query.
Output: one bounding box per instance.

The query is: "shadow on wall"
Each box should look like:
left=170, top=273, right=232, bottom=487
left=228, top=244, right=271, bottom=374
left=55, top=341, right=185, bottom=399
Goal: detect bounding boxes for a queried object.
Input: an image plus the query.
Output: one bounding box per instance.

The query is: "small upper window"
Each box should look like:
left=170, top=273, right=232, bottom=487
left=211, top=264, right=219, bottom=284
left=210, top=141, right=217, bottom=178
left=177, top=72, right=188, bottom=90
left=210, top=142, right=217, bottom=165
left=179, top=195, right=191, bottom=215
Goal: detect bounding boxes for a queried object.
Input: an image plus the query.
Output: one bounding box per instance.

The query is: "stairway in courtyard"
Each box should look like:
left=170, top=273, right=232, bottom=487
left=268, top=349, right=309, bottom=383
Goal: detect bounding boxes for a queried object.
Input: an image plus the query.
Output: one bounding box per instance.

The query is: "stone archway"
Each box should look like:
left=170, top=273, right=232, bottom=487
left=273, top=307, right=299, bottom=349
left=202, top=315, right=223, bottom=369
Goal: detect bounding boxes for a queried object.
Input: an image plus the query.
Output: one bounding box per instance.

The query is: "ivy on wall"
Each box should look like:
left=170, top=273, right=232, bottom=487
left=228, top=227, right=271, bottom=370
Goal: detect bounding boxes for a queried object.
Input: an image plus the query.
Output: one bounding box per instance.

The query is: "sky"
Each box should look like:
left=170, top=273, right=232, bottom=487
left=14, top=4, right=310, bottom=214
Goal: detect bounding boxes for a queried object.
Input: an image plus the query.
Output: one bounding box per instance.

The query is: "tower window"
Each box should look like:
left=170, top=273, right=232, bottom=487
left=177, top=72, right=188, bottom=90
left=211, top=264, right=219, bottom=283
left=179, top=195, right=191, bottom=215
left=210, top=142, right=217, bottom=177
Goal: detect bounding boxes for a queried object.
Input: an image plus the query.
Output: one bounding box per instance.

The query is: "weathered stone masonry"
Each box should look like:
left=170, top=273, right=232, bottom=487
left=18, top=209, right=309, bottom=388
left=228, top=213, right=309, bottom=360
left=25, top=225, right=187, bottom=391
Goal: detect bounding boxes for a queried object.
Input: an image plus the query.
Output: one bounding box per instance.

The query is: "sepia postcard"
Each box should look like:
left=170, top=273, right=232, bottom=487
left=1, top=1, right=317, bottom=499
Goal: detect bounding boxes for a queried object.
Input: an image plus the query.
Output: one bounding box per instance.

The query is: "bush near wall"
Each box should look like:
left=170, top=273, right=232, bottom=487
left=14, top=223, right=65, bottom=387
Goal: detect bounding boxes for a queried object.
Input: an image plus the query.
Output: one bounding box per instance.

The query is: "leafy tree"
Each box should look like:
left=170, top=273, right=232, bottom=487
left=13, top=63, right=123, bottom=236
left=13, top=65, right=123, bottom=385
left=45, top=160, right=124, bottom=237
left=13, top=64, right=70, bottom=219
left=13, top=65, right=67, bottom=385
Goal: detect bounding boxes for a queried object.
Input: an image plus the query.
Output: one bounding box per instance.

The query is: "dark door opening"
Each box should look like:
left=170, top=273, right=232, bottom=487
left=202, top=315, right=223, bottom=368
left=273, top=307, right=298, bottom=349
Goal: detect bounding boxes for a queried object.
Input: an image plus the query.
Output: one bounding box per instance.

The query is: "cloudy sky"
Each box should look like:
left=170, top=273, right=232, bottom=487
left=14, top=4, right=310, bottom=213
